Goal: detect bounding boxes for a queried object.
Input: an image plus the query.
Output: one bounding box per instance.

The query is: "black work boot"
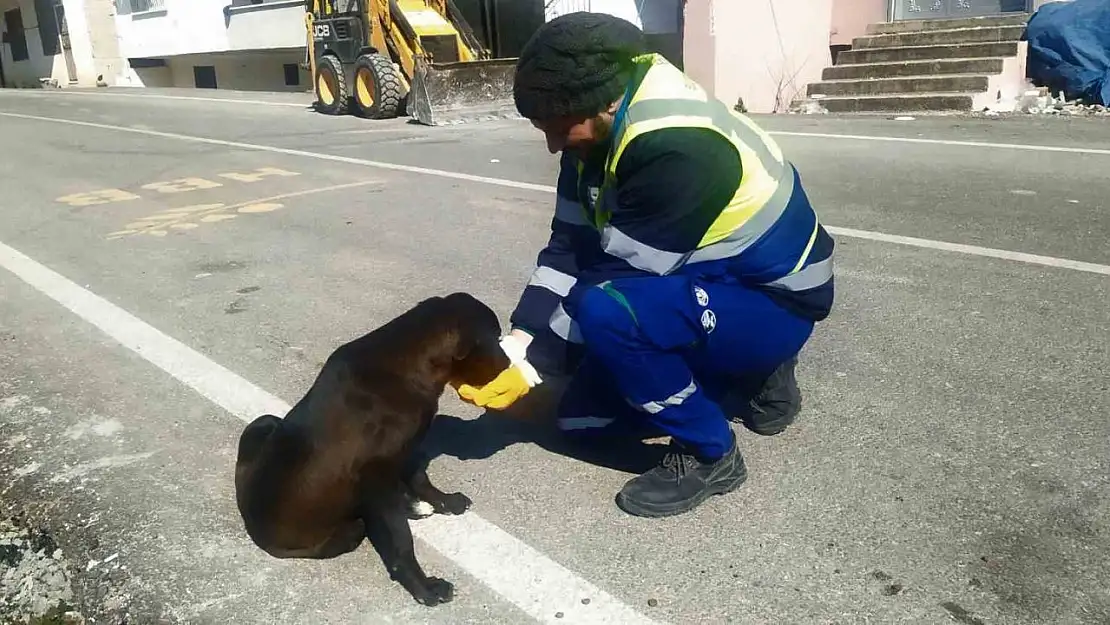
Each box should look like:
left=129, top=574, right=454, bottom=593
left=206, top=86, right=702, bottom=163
left=614, top=432, right=748, bottom=518
left=721, top=356, right=802, bottom=436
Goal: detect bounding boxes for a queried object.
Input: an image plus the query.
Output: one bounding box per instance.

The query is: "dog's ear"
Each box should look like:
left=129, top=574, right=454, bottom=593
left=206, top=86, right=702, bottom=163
left=440, top=292, right=502, bottom=361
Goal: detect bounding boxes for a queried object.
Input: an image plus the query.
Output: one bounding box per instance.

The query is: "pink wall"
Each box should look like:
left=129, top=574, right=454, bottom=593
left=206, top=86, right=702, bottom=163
left=831, top=0, right=889, bottom=46
left=684, top=0, right=835, bottom=114
left=680, top=0, right=716, bottom=104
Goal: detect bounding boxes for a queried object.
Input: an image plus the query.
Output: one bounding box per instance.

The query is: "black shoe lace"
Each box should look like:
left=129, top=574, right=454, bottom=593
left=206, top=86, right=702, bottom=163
left=661, top=451, right=697, bottom=480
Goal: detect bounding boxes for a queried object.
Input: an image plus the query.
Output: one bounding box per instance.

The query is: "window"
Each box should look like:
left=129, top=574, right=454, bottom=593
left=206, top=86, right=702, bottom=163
left=283, top=63, right=300, bottom=86
left=193, top=65, right=217, bottom=89
left=115, top=0, right=166, bottom=16
left=34, top=0, right=61, bottom=56
left=3, top=9, right=30, bottom=62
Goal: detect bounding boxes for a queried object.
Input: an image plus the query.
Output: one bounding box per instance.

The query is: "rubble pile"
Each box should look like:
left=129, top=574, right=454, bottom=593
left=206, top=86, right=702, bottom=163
left=983, top=86, right=1110, bottom=117
left=0, top=516, right=84, bottom=624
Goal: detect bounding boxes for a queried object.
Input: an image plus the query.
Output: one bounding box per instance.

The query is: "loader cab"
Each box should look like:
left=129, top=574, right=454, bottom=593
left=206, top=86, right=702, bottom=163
left=310, top=0, right=366, bottom=59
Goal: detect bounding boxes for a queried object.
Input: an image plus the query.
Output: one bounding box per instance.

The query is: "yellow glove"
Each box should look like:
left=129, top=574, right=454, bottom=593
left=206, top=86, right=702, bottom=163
left=456, top=336, right=542, bottom=411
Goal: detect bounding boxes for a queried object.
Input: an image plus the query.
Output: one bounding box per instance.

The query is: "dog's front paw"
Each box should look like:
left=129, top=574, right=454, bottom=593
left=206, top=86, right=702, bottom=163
left=413, top=577, right=454, bottom=606
left=407, top=498, right=437, bottom=520
left=436, top=492, right=472, bottom=515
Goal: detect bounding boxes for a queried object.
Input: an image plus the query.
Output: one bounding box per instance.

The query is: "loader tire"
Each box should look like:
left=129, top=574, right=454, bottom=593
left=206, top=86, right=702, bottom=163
left=352, top=52, right=403, bottom=120
left=315, top=54, right=349, bottom=115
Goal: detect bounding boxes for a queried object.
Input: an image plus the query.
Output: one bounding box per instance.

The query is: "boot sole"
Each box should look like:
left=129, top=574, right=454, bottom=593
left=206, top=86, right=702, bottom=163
left=740, top=413, right=796, bottom=436
left=613, top=465, right=749, bottom=519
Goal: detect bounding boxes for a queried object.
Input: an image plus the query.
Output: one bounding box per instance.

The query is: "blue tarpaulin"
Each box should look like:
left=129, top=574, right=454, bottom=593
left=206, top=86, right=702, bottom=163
left=1024, top=0, right=1110, bottom=106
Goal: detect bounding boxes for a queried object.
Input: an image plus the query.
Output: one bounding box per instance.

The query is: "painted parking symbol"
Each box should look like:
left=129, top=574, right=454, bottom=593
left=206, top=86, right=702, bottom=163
left=218, top=167, right=300, bottom=183
left=107, top=202, right=286, bottom=239
left=56, top=167, right=303, bottom=209
left=142, top=177, right=224, bottom=194
left=55, top=188, right=141, bottom=207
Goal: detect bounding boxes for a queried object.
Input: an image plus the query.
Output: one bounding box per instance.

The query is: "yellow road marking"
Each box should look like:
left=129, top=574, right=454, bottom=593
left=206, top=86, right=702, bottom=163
left=218, top=167, right=301, bottom=183
left=106, top=179, right=383, bottom=240
left=56, top=189, right=141, bottom=207
left=57, top=167, right=302, bottom=210
left=225, top=179, right=384, bottom=206
left=201, top=214, right=237, bottom=223
left=141, top=177, right=224, bottom=194
left=237, top=203, right=283, bottom=213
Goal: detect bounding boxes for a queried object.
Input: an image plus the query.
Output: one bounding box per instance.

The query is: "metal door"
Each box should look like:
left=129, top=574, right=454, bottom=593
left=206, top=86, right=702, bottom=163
left=892, top=0, right=1030, bottom=21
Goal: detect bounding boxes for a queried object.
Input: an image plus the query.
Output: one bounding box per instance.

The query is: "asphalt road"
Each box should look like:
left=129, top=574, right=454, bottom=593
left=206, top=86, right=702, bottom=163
left=0, top=87, right=1108, bottom=625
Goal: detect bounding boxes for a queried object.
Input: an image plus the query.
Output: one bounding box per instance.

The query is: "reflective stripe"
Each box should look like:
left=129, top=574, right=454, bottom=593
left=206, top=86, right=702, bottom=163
left=686, top=167, right=796, bottom=264
left=549, top=303, right=584, bottom=344
left=761, top=256, right=834, bottom=291
left=790, top=213, right=821, bottom=274
left=633, top=379, right=698, bottom=414
left=600, top=225, right=686, bottom=275
left=596, top=169, right=795, bottom=274
left=625, top=98, right=785, bottom=180
left=557, top=416, right=616, bottom=431
left=527, top=265, right=577, bottom=297
left=554, top=194, right=590, bottom=227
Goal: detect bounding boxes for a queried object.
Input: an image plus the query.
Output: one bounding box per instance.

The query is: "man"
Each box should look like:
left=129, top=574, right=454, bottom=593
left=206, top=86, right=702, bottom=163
left=456, top=12, right=835, bottom=519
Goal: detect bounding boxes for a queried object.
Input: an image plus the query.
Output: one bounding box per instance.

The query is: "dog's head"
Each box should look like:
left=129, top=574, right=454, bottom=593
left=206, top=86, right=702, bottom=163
left=439, top=292, right=511, bottom=389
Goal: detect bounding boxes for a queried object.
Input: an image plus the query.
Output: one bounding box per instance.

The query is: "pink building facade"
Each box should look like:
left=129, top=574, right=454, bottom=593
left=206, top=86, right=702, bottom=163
left=682, top=0, right=1066, bottom=114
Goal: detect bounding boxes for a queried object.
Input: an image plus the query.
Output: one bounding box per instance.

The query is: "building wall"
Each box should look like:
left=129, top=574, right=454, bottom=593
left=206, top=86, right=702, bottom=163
left=115, top=0, right=228, bottom=58
left=0, top=0, right=109, bottom=87
left=684, top=0, right=834, bottom=114
left=112, top=0, right=307, bottom=91
left=831, top=0, right=888, bottom=46
left=82, top=0, right=125, bottom=84
left=224, top=0, right=305, bottom=51
left=543, top=0, right=680, bottom=34
left=166, top=49, right=307, bottom=90
left=2, top=0, right=57, bottom=86
left=114, top=0, right=304, bottom=58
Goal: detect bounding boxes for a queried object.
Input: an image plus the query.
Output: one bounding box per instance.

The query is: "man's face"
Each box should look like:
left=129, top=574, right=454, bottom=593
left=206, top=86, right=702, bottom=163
left=531, top=108, right=616, bottom=156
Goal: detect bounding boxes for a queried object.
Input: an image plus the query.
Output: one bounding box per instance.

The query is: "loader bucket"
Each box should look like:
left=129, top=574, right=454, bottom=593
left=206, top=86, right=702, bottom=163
left=407, top=56, right=521, bottom=127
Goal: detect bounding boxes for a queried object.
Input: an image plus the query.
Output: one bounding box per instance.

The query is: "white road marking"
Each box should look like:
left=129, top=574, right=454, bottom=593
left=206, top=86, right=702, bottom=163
left=3, top=111, right=1109, bottom=278
left=770, top=130, right=1110, bottom=156
left=825, top=226, right=1110, bottom=276
left=0, top=89, right=309, bottom=108
left=0, top=239, right=660, bottom=625
left=6, top=91, right=1110, bottom=155
left=0, top=112, right=555, bottom=192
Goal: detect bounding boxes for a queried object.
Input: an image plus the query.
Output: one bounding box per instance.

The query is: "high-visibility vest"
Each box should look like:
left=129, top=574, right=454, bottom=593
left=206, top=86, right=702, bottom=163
left=572, top=53, right=831, bottom=292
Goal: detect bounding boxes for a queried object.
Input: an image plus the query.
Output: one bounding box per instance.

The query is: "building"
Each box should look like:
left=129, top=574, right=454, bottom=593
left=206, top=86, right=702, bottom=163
left=2, top=0, right=1074, bottom=114
left=1, top=0, right=311, bottom=90
left=684, top=0, right=1072, bottom=114
left=1, top=0, right=122, bottom=88
left=113, top=0, right=309, bottom=91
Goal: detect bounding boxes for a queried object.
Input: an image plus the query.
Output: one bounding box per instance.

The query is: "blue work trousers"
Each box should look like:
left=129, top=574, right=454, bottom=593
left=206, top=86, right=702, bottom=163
left=557, top=274, right=814, bottom=461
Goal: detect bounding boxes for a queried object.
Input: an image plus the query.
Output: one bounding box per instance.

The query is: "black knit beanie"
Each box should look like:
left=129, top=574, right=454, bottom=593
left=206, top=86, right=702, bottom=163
left=513, top=11, right=647, bottom=121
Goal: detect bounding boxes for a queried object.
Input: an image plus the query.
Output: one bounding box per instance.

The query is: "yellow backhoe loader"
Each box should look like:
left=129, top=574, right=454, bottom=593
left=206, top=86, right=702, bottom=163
left=305, top=0, right=520, bottom=126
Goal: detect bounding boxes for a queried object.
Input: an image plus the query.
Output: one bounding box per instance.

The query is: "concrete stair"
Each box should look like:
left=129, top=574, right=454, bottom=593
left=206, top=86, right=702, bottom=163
left=804, top=13, right=1032, bottom=113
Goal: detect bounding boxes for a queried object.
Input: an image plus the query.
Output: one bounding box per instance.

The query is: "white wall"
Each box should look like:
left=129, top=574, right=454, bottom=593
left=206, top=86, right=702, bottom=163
left=225, top=0, right=305, bottom=51
left=114, top=0, right=228, bottom=58
left=80, top=0, right=126, bottom=85
left=114, top=0, right=305, bottom=59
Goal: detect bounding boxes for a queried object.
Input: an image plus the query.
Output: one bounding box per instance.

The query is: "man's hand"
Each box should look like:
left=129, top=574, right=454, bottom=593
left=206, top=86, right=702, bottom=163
left=456, top=334, right=542, bottom=410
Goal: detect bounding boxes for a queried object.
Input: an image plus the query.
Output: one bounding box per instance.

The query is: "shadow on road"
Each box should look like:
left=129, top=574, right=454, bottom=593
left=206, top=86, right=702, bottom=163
left=423, top=381, right=668, bottom=476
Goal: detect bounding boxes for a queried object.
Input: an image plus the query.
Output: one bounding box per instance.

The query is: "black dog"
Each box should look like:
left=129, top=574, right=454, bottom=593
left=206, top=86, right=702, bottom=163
left=233, top=292, right=509, bottom=606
